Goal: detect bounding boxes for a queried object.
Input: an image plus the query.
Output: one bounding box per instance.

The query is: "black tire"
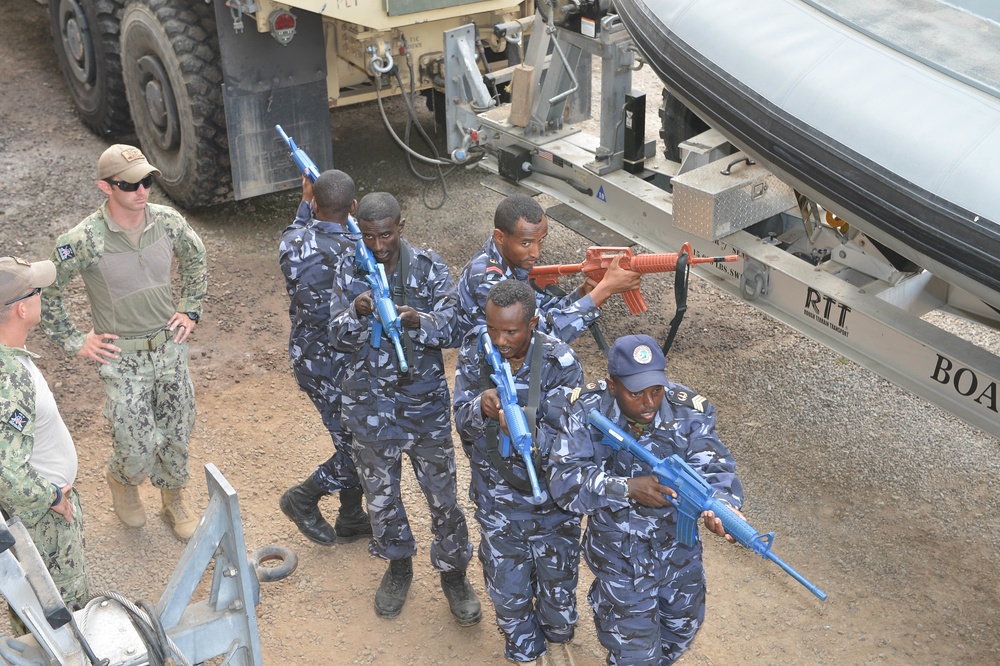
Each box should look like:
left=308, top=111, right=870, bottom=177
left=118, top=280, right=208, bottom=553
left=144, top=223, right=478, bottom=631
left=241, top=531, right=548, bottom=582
left=49, top=0, right=133, bottom=137
left=659, top=88, right=710, bottom=163
left=120, top=0, right=230, bottom=208
left=251, top=545, right=298, bottom=583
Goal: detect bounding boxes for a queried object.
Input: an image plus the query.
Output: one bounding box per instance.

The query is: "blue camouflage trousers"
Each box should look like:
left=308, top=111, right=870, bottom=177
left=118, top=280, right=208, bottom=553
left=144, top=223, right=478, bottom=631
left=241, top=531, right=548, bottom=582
left=583, top=528, right=706, bottom=665
left=477, top=510, right=581, bottom=662
left=292, top=364, right=361, bottom=493
left=98, top=340, right=194, bottom=489
left=352, top=434, right=472, bottom=570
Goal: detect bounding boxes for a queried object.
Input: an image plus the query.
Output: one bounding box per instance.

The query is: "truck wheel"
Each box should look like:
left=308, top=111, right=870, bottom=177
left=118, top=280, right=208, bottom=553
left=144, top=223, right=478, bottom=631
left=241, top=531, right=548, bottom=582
left=49, top=0, right=133, bottom=137
left=659, top=88, right=709, bottom=163
left=120, top=0, right=230, bottom=208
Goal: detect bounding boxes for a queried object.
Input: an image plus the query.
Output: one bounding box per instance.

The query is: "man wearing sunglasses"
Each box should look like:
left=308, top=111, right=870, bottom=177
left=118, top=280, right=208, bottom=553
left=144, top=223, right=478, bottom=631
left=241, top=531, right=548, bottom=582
left=0, top=256, right=90, bottom=623
left=40, top=144, right=208, bottom=541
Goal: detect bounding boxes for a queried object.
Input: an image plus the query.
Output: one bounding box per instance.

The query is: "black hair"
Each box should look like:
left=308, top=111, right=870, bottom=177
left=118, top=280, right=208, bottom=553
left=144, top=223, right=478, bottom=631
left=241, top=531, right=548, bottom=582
left=314, top=170, right=355, bottom=219
left=486, top=279, right=536, bottom=325
left=493, top=193, right=543, bottom=234
left=356, top=191, right=401, bottom=224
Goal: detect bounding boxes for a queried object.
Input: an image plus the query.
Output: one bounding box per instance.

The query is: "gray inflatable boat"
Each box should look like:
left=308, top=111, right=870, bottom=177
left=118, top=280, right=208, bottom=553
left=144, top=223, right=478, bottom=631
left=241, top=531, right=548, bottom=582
left=615, top=0, right=1000, bottom=312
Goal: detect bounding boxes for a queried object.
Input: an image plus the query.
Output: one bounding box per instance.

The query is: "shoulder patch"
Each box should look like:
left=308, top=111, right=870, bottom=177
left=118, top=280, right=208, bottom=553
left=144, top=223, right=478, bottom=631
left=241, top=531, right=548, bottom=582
left=485, top=264, right=505, bottom=277
left=6, top=409, right=28, bottom=432
left=666, top=387, right=707, bottom=413
left=57, top=244, right=75, bottom=261
left=569, top=379, right=607, bottom=404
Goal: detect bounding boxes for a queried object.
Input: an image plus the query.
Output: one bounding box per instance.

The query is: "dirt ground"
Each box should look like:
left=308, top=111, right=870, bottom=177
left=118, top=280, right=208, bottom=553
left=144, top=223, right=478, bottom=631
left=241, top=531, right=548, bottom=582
left=3, top=2, right=1000, bottom=665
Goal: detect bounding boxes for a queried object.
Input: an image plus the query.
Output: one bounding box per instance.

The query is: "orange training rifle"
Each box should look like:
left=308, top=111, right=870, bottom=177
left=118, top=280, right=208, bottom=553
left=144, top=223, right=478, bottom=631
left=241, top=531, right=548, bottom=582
left=527, top=243, right=740, bottom=314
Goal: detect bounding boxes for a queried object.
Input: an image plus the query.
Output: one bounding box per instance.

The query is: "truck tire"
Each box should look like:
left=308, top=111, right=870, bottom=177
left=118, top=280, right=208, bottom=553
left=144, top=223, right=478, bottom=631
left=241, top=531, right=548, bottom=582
left=120, top=0, right=230, bottom=208
left=659, top=88, right=710, bottom=163
left=49, top=0, right=133, bottom=137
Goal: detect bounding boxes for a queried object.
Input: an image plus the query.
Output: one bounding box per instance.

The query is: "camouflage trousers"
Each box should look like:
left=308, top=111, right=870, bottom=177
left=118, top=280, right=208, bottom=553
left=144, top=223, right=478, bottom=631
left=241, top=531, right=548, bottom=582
left=583, top=527, right=706, bottom=665
left=98, top=339, right=194, bottom=489
left=292, top=364, right=361, bottom=493
left=477, top=510, right=581, bottom=662
left=7, top=489, right=90, bottom=634
left=351, top=434, right=472, bottom=570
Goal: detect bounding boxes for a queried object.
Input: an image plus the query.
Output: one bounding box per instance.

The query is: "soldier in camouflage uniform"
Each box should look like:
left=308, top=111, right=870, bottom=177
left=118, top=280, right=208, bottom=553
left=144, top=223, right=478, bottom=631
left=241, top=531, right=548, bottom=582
left=0, top=257, right=89, bottom=626
left=40, top=145, right=207, bottom=541
left=328, top=192, right=480, bottom=626
left=545, top=335, right=744, bottom=665
left=455, top=193, right=642, bottom=343
left=277, top=171, right=371, bottom=547
left=453, top=279, right=584, bottom=664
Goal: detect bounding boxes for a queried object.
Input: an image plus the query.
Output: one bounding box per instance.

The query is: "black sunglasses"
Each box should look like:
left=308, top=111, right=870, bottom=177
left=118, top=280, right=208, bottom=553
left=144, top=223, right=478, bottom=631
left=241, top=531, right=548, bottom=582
left=3, top=287, right=42, bottom=307
left=105, top=174, right=155, bottom=192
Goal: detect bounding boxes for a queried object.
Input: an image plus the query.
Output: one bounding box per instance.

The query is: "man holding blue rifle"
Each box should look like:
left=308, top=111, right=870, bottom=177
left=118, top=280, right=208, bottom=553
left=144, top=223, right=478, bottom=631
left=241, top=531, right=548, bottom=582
left=328, top=192, right=479, bottom=626
left=278, top=170, right=371, bottom=547
left=453, top=279, right=584, bottom=664
left=545, top=334, right=743, bottom=665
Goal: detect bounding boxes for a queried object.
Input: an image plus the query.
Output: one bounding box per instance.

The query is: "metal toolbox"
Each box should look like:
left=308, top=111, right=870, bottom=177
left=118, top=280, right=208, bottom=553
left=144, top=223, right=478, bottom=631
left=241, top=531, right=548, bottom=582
left=671, top=153, right=796, bottom=240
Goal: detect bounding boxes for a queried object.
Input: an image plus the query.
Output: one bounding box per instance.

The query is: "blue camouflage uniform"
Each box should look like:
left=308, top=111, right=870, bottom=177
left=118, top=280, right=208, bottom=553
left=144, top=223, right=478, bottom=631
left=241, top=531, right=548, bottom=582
left=278, top=200, right=360, bottom=493
left=453, top=328, right=584, bottom=662
left=328, top=239, right=472, bottom=571
left=456, top=238, right=599, bottom=343
left=545, top=380, right=743, bottom=665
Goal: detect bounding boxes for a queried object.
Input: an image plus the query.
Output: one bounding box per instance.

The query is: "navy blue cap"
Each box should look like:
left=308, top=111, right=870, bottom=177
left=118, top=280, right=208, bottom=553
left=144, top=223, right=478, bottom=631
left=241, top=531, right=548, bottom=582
left=607, top=334, right=667, bottom=391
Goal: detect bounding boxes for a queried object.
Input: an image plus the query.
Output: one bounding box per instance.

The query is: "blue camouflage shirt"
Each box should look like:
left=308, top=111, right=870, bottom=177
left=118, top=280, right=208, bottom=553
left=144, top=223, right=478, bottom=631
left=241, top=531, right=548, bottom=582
left=454, top=328, right=583, bottom=520
left=278, top=200, right=353, bottom=374
left=545, top=380, right=743, bottom=547
left=456, top=237, right=600, bottom=343
left=329, top=240, right=462, bottom=441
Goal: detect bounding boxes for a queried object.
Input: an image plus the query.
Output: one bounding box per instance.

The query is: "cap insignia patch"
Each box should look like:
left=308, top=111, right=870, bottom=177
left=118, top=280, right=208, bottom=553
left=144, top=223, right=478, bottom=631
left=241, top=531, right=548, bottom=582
left=633, top=345, right=653, bottom=364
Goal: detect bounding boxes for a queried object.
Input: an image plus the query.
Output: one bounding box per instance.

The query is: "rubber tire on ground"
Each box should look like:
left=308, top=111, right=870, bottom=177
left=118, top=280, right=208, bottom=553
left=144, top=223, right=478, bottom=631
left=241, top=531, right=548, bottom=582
left=659, top=88, right=710, bottom=163
left=120, top=0, right=230, bottom=208
left=250, top=545, right=298, bottom=583
left=48, top=0, right=133, bottom=137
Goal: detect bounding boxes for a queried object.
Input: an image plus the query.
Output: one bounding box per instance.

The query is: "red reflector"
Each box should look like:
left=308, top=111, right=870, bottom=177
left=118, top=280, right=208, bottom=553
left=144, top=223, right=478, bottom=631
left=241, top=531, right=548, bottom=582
left=272, top=12, right=295, bottom=31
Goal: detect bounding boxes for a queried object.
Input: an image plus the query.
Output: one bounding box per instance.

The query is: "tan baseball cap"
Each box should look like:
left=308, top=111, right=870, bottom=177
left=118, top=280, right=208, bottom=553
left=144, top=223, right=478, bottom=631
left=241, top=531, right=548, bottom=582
left=97, top=144, right=161, bottom=182
left=0, top=257, right=56, bottom=306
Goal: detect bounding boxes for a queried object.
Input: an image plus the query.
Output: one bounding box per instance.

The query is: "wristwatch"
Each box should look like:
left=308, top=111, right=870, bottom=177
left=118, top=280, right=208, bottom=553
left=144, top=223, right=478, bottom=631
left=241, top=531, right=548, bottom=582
left=606, top=476, right=630, bottom=500
left=185, top=312, right=200, bottom=322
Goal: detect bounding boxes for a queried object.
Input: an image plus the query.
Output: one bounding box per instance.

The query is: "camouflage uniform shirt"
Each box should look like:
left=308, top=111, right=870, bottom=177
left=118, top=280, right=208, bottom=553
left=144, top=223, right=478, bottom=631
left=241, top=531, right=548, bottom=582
left=453, top=327, right=583, bottom=519
left=41, top=201, right=207, bottom=352
left=456, top=237, right=599, bottom=343
left=329, top=239, right=462, bottom=440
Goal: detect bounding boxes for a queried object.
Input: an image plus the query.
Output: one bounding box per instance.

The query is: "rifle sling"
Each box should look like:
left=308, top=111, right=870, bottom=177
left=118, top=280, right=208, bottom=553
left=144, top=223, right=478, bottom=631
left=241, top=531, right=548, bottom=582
left=661, top=251, right=689, bottom=357
left=393, top=240, right=415, bottom=379
left=481, top=331, right=545, bottom=495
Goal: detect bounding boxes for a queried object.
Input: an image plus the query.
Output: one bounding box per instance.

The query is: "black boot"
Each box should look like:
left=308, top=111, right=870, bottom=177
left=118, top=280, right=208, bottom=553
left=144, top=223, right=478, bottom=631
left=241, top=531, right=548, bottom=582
left=374, top=557, right=413, bottom=618
left=334, top=488, right=373, bottom=543
left=279, top=477, right=336, bottom=546
left=440, top=570, right=482, bottom=627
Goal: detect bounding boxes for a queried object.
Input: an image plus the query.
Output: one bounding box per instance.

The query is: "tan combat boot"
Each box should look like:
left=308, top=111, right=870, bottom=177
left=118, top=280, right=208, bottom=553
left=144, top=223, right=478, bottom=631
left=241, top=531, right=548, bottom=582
left=106, top=472, right=146, bottom=527
left=161, top=488, right=199, bottom=540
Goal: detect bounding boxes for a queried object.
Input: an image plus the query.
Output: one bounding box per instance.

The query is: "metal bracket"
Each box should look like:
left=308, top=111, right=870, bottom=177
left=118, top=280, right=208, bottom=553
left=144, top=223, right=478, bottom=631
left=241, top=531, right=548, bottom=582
left=741, top=259, right=770, bottom=301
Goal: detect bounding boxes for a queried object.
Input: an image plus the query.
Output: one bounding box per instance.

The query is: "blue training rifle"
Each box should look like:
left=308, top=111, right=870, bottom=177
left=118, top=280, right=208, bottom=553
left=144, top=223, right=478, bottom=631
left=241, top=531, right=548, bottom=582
left=275, top=124, right=320, bottom=183
left=587, top=409, right=827, bottom=601
left=345, top=216, right=409, bottom=374
left=275, top=124, right=408, bottom=373
left=479, top=329, right=544, bottom=502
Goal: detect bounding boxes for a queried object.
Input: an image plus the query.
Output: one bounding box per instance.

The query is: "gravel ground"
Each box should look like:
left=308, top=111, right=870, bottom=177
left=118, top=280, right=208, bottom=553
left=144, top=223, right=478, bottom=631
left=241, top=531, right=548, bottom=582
left=2, top=2, right=1000, bottom=665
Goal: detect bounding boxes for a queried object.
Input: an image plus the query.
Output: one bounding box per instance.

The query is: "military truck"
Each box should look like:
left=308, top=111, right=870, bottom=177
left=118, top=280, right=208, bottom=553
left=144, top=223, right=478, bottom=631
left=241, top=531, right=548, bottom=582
left=47, top=0, right=535, bottom=207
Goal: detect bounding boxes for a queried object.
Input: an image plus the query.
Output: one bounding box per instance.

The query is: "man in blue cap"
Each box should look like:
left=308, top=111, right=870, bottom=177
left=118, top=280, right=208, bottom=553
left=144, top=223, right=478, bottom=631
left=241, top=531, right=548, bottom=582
left=544, top=334, right=744, bottom=664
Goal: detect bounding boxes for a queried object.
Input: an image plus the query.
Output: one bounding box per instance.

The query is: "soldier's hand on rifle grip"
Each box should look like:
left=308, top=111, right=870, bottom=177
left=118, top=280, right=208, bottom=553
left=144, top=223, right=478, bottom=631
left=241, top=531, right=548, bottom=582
left=627, top=475, right=677, bottom=507
left=589, top=255, right=643, bottom=307
left=702, top=506, right=743, bottom=543
left=354, top=291, right=375, bottom=317
left=397, top=305, right=421, bottom=329
left=301, top=175, right=315, bottom=205
left=480, top=388, right=502, bottom=421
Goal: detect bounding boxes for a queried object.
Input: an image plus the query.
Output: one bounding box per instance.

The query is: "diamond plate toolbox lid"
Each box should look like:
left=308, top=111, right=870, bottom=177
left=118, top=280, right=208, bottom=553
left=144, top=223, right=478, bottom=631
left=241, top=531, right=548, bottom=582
left=671, top=153, right=795, bottom=240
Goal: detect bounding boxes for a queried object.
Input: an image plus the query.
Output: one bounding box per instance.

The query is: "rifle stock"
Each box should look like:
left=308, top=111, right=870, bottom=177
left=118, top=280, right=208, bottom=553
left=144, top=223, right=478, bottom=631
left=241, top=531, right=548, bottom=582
left=587, top=409, right=827, bottom=600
